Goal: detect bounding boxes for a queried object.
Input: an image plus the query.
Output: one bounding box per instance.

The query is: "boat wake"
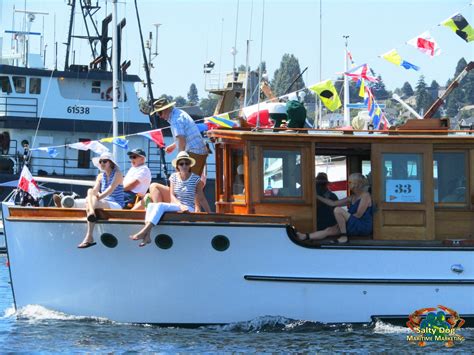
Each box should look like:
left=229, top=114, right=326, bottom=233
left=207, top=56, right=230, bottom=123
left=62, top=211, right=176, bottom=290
left=205, top=315, right=375, bottom=333
left=2, top=304, right=111, bottom=323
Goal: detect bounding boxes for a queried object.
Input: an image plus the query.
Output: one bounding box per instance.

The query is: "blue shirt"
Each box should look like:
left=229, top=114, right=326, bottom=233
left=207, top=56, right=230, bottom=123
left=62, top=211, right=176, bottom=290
left=168, top=108, right=208, bottom=155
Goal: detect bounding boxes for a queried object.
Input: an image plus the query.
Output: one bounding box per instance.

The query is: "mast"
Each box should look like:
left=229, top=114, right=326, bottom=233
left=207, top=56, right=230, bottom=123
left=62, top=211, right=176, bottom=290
left=343, top=35, right=350, bottom=126
left=112, top=0, right=119, bottom=159
left=64, top=0, right=76, bottom=70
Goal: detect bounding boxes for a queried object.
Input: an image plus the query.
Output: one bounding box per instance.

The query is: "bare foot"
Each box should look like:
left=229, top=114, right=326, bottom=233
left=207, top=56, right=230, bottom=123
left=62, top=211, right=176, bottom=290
left=296, top=232, right=309, bottom=241
left=130, top=231, right=147, bottom=241
left=78, top=235, right=95, bottom=248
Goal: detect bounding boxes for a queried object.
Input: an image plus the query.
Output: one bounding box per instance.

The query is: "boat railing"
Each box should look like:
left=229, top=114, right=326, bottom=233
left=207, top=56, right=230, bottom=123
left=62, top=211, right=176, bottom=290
left=0, top=96, right=38, bottom=118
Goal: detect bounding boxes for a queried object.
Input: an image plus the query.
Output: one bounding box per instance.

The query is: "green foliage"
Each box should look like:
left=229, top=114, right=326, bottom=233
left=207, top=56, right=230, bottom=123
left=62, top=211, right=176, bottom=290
left=372, top=75, right=390, bottom=100
left=445, top=57, right=473, bottom=117
left=271, top=54, right=305, bottom=97
left=401, top=82, right=414, bottom=97
left=415, top=75, right=432, bottom=115
left=430, top=80, right=440, bottom=90
left=187, top=83, right=199, bottom=105
left=199, top=94, right=219, bottom=117
left=174, top=96, right=187, bottom=107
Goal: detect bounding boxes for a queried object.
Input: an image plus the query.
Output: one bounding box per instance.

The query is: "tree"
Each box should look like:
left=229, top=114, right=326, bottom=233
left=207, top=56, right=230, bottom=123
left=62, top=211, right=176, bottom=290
left=415, top=75, right=432, bottom=115
left=187, top=83, right=199, bottom=105
left=372, top=75, right=390, bottom=100
left=174, top=96, right=187, bottom=107
left=271, top=54, right=305, bottom=97
left=445, top=58, right=469, bottom=117
left=199, top=94, right=219, bottom=116
left=401, top=82, right=414, bottom=97
left=430, top=80, right=440, bottom=90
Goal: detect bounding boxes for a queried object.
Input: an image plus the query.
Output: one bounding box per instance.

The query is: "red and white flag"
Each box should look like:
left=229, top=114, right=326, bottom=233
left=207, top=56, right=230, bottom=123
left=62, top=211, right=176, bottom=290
left=407, top=31, right=441, bottom=57
left=68, top=140, right=109, bottom=154
left=18, top=166, right=41, bottom=199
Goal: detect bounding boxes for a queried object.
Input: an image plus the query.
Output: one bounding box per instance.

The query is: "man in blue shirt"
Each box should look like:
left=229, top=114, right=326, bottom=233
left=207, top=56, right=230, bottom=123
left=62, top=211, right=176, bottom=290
left=151, top=98, right=208, bottom=175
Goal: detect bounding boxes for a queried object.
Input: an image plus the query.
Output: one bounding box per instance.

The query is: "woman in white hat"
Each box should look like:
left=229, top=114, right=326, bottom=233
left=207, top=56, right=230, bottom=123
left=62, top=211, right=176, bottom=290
left=78, top=152, right=124, bottom=248
left=130, top=151, right=211, bottom=247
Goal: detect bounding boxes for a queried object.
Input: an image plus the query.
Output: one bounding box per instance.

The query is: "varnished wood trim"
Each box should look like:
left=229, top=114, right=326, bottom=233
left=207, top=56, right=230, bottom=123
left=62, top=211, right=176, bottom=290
left=7, top=206, right=290, bottom=224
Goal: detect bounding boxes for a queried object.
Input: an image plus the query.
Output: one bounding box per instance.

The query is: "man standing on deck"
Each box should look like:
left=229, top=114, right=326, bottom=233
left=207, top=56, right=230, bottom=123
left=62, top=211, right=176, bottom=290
left=151, top=98, right=208, bottom=176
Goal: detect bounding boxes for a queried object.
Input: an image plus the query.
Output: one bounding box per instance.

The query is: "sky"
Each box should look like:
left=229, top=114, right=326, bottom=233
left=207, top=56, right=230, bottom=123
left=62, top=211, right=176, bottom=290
left=0, top=0, right=473, bottom=100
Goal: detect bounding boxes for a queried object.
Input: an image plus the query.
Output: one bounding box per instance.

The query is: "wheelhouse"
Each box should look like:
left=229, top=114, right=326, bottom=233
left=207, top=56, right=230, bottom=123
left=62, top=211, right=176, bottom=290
left=208, top=127, right=474, bottom=243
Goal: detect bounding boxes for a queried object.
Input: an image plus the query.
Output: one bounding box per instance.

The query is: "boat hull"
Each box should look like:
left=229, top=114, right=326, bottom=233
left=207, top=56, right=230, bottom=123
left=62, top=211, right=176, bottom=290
left=3, top=207, right=474, bottom=324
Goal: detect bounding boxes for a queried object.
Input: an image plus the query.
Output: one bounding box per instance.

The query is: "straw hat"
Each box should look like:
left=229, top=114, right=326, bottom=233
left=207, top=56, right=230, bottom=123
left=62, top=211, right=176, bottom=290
left=150, top=98, right=176, bottom=115
left=172, top=151, right=196, bottom=168
left=92, top=152, right=120, bottom=171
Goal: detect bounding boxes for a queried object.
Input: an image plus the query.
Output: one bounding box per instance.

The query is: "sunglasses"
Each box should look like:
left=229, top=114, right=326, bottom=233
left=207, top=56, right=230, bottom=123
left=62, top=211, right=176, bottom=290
left=99, top=159, right=109, bottom=164
left=129, top=155, right=139, bottom=160
left=178, top=161, right=191, bottom=166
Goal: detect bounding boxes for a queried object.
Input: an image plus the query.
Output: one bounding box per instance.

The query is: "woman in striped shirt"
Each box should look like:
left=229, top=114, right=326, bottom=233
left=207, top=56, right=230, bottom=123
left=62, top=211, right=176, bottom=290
left=78, top=152, right=124, bottom=248
left=130, top=151, right=211, bottom=247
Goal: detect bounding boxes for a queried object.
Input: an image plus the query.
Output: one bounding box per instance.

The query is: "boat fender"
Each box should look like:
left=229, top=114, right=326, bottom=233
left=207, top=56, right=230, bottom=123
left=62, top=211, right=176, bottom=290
left=105, top=86, right=121, bottom=101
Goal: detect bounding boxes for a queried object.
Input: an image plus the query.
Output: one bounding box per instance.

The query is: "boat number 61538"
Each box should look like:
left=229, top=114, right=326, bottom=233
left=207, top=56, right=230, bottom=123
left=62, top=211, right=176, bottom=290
left=67, top=106, right=90, bottom=114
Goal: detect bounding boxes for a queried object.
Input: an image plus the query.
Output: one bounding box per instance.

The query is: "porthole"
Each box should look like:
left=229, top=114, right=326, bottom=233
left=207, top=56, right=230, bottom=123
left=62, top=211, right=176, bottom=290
left=100, top=233, right=118, bottom=248
left=155, top=234, right=173, bottom=249
left=212, top=235, right=230, bottom=252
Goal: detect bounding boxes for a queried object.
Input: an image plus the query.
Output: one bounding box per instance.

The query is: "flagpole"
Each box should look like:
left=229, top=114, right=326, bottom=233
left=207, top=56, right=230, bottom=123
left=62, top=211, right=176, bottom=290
left=343, top=35, right=350, bottom=127
left=112, top=0, right=119, bottom=160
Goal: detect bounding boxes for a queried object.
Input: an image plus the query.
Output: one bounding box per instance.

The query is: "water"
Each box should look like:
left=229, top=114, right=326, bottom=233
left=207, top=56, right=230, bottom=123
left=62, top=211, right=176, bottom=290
left=0, top=254, right=472, bottom=352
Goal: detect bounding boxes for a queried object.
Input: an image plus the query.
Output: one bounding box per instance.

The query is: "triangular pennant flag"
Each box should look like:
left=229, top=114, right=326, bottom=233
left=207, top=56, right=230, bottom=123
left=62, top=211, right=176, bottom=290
left=112, top=136, right=129, bottom=150
left=372, top=105, right=382, bottom=129
left=441, top=13, right=474, bottom=43
left=68, top=141, right=109, bottom=154
left=358, top=79, right=365, bottom=98
left=100, top=137, right=115, bottom=143
left=309, top=80, right=342, bottom=112
left=138, top=129, right=165, bottom=148
left=407, top=31, right=441, bottom=57
left=18, top=165, right=41, bottom=200
left=32, top=147, right=59, bottom=158
left=381, top=49, right=402, bottom=66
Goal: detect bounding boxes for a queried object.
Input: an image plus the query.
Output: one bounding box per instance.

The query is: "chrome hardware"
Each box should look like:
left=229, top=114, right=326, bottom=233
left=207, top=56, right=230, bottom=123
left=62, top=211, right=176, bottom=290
left=451, top=264, right=464, bottom=274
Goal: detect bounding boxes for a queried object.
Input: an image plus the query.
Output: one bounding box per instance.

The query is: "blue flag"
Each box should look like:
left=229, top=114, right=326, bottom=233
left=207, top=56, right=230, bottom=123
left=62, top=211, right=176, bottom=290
left=401, top=60, right=420, bottom=71
left=112, top=137, right=129, bottom=150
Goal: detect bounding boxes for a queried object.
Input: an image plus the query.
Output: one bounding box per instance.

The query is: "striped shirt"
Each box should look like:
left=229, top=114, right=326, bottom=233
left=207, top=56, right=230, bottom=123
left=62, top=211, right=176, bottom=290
left=170, top=172, right=201, bottom=210
left=168, top=108, right=208, bottom=155
left=101, top=168, right=125, bottom=208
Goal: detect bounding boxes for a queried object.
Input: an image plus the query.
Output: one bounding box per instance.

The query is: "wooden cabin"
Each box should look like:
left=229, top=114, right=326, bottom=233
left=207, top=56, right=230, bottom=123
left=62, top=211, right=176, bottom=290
left=208, top=127, right=474, bottom=243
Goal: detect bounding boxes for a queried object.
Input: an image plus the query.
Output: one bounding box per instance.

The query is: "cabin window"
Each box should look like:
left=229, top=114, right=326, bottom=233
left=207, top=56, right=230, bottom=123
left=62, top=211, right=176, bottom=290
left=0, top=76, right=12, bottom=93
left=29, top=78, right=41, bottom=94
left=263, top=149, right=302, bottom=197
left=231, top=148, right=244, bottom=195
left=77, top=139, right=91, bottom=168
left=433, top=152, right=467, bottom=204
left=382, top=153, right=423, bottom=203
left=12, top=76, right=26, bottom=93
left=91, top=81, right=101, bottom=94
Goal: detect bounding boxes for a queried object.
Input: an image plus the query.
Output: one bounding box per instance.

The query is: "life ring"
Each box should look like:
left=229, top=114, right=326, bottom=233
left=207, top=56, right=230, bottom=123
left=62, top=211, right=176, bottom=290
left=105, top=86, right=121, bottom=101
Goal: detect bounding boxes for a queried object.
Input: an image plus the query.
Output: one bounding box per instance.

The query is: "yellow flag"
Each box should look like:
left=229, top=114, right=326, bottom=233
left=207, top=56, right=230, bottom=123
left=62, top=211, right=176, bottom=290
left=381, top=49, right=402, bottom=66
left=309, top=80, right=342, bottom=112
left=359, top=79, right=365, bottom=98
left=100, top=135, right=126, bottom=143
left=441, top=13, right=474, bottom=43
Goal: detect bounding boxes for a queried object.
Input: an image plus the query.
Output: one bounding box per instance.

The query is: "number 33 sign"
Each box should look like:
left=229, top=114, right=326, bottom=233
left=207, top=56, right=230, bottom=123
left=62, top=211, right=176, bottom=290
left=386, top=180, right=421, bottom=203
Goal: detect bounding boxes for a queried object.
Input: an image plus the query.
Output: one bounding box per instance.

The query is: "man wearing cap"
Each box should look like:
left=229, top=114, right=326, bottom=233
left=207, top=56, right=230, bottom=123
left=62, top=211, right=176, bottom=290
left=123, top=148, right=152, bottom=209
left=316, top=172, right=338, bottom=231
left=151, top=98, right=208, bottom=176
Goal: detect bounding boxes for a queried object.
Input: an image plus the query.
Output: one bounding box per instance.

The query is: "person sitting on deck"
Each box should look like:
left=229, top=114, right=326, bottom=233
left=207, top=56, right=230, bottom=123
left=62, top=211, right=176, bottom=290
left=123, top=148, right=152, bottom=209
left=77, top=152, right=124, bottom=249
left=315, top=172, right=339, bottom=231
left=297, top=173, right=372, bottom=244
left=130, top=151, right=211, bottom=247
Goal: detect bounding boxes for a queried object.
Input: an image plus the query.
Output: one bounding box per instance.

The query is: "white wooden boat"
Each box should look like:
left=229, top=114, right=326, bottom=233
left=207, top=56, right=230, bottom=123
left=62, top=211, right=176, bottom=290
left=3, top=123, right=474, bottom=325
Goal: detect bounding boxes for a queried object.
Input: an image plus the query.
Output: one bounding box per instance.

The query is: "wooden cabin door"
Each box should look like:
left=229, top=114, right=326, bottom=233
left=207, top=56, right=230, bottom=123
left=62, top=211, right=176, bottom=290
left=372, top=144, right=435, bottom=240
